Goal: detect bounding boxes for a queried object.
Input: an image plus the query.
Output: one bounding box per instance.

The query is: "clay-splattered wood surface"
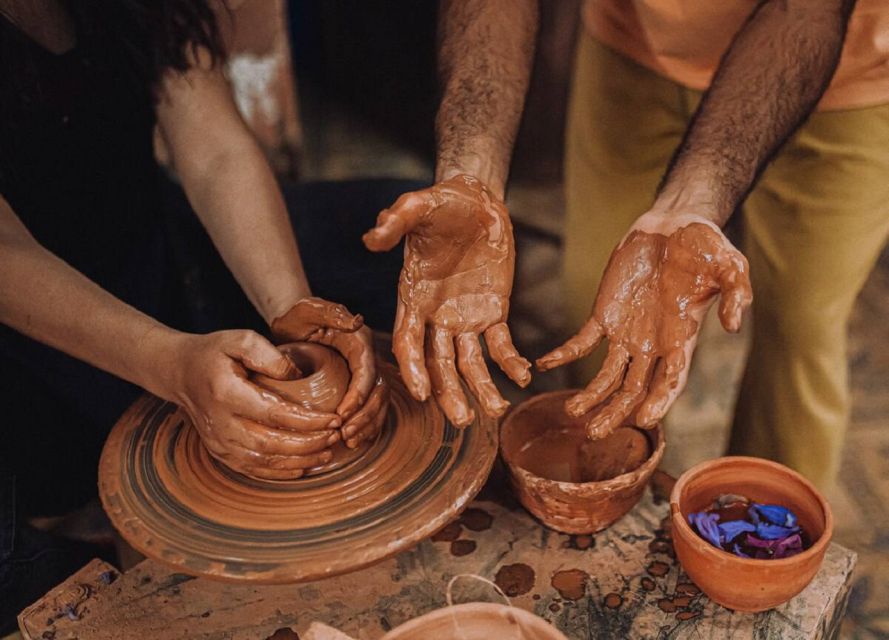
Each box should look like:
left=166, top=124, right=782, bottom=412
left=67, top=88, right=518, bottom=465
left=20, top=479, right=855, bottom=640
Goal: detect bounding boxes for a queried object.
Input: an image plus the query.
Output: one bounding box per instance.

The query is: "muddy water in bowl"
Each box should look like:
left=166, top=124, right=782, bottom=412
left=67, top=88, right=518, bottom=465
left=512, top=424, right=652, bottom=483
left=501, top=390, right=665, bottom=534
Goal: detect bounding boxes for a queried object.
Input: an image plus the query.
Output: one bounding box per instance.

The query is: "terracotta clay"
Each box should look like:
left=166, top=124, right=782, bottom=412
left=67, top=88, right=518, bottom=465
left=500, top=390, right=665, bottom=534
left=538, top=221, right=752, bottom=439
left=98, top=361, right=498, bottom=583
left=670, top=456, right=833, bottom=612
left=380, top=603, right=568, bottom=640
left=249, top=342, right=383, bottom=478
left=271, top=297, right=380, bottom=445
left=363, top=175, right=531, bottom=427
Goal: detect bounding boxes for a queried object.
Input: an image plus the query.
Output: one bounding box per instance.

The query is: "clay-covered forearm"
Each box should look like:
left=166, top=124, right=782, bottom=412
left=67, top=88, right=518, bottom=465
left=655, top=0, right=855, bottom=225
left=435, top=0, right=538, bottom=198
left=0, top=196, right=181, bottom=397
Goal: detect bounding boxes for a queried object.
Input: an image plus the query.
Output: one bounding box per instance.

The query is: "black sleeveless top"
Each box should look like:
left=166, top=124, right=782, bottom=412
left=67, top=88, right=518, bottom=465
left=0, top=11, right=164, bottom=302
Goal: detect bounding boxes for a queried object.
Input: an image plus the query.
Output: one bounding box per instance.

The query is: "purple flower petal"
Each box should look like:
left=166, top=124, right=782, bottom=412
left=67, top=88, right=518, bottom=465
left=689, top=512, right=722, bottom=548
left=752, top=503, right=798, bottom=528
left=732, top=543, right=751, bottom=558
left=718, top=520, right=756, bottom=542
left=773, top=534, right=804, bottom=559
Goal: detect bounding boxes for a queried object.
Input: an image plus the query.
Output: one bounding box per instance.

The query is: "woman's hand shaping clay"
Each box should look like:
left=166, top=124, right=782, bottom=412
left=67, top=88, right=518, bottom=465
left=271, top=296, right=381, bottom=440
left=537, top=213, right=753, bottom=439
left=363, top=175, right=531, bottom=427
left=160, top=330, right=343, bottom=480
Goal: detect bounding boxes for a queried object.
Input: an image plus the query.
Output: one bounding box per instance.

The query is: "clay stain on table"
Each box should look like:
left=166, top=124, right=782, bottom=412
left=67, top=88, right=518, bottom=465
left=459, top=507, right=493, bottom=531
left=550, top=569, right=589, bottom=601
left=495, top=563, right=536, bottom=597
left=450, top=539, right=477, bottom=556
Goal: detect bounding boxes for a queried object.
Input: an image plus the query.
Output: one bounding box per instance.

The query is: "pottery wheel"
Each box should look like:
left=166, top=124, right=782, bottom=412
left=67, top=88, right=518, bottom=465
left=99, top=362, right=497, bottom=584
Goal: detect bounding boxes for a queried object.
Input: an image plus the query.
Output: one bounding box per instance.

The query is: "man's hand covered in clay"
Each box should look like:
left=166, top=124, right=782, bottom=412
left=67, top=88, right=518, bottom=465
left=363, top=175, right=531, bottom=427
left=537, top=213, right=753, bottom=439
left=271, top=296, right=387, bottom=450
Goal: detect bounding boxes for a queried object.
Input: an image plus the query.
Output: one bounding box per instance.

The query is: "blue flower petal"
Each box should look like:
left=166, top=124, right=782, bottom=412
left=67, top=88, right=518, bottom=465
left=718, top=520, right=756, bottom=542
left=755, top=521, right=800, bottom=540
left=752, top=503, right=798, bottom=528
left=732, top=542, right=751, bottom=558
left=689, top=512, right=722, bottom=548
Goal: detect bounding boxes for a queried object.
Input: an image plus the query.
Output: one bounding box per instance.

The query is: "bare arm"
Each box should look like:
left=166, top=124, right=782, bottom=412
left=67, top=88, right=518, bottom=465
left=362, top=0, right=539, bottom=425
left=652, top=0, right=856, bottom=225
left=155, top=52, right=310, bottom=324
left=435, top=0, right=539, bottom=198
left=0, top=195, right=177, bottom=395
left=540, top=0, right=854, bottom=435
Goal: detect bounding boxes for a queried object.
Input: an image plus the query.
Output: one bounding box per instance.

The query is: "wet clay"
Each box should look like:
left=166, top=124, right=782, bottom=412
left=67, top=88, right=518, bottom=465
left=511, top=423, right=651, bottom=483
left=363, top=174, right=531, bottom=427
left=500, top=391, right=665, bottom=534
left=538, top=222, right=752, bottom=440
left=98, top=361, right=499, bottom=584
left=550, top=569, right=588, bottom=601
left=249, top=342, right=374, bottom=478
left=494, top=563, right=536, bottom=597
left=271, top=297, right=381, bottom=440
left=670, top=456, right=833, bottom=612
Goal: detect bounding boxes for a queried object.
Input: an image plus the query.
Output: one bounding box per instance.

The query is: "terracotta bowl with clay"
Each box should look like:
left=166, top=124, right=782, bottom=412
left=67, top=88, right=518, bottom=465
left=670, top=456, right=833, bottom=612
left=250, top=341, right=368, bottom=477
left=500, top=390, right=665, bottom=534
left=380, top=603, right=567, bottom=640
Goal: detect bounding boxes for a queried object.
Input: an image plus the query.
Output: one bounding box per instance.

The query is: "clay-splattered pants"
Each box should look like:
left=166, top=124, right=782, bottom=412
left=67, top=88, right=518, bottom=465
left=563, top=33, right=889, bottom=490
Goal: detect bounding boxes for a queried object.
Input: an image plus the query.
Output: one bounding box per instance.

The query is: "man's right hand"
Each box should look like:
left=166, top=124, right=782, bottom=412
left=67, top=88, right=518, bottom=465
left=155, top=330, right=343, bottom=480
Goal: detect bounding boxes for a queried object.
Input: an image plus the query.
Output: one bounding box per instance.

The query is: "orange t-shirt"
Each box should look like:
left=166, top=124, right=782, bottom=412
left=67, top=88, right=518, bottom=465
left=583, top=0, right=889, bottom=110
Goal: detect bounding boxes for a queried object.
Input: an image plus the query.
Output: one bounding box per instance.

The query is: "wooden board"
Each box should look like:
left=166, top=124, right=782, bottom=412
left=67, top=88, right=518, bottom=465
left=20, top=474, right=856, bottom=639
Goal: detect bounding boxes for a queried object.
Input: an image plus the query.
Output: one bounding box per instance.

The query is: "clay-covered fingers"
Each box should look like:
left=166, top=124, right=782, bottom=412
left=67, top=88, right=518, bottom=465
left=223, top=330, right=298, bottom=381
left=392, top=305, right=430, bottom=401
left=715, top=249, right=753, bottom=333
left=225, top=374, right=341, bottom=431
left=342, top=377, right=389, bottom=448
left=536, top=317, right=605, bottom=372
left=584, top=352, right=655, bottom=439
left=228, top=416, right=339, bottom=457
left=456, top=333, right=509, bottom=418
left=565, top=344, right=629, bottom=417
left=484, top=323, right=531, bottom=387
left=427, top=327, right=474, bottom=427
left=634, top=348, right=687, bottom=427
left=325, top=326, right=376, bottom=420
left=222, top=445, right=335, bottom=481
left=271, top=297, right=363, bottom=343
left=362, top=190, right=429, bottom=252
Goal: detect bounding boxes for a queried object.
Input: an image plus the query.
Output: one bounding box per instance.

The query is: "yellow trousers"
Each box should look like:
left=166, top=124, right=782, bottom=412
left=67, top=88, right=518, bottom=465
left=563, top=34, right=889, bottom=490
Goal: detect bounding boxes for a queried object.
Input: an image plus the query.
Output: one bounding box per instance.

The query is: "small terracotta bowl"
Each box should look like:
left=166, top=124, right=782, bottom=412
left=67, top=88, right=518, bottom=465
left=500, top=390, right=665, bottom=534
left=381, top=603, right=568, bottom=640
left=670, top=456, right=833, bottom=612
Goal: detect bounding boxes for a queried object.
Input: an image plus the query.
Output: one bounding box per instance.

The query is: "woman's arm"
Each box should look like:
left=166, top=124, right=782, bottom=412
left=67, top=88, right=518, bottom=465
left=0, top=194, right=342, bottom=479
left=155, top=50, right=380, bottom=431
left=154, top=50, right=309, bottom=325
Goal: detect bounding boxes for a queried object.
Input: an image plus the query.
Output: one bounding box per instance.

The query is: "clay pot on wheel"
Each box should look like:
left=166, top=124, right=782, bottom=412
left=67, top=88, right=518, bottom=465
left=249, top=342, right=366, bottom=478
left=500, top=390, right=665, bottom=534
left=252, top=342, right=349, bottom=412
left=670, top=456, right=833, bottom=612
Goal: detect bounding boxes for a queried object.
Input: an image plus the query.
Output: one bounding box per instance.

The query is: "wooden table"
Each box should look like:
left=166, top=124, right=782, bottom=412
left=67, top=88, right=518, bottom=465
left=19, top=472, right=856, bottom=640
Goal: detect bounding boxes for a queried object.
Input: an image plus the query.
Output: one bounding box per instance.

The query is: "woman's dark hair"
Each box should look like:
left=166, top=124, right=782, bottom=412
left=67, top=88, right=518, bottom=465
left=69, top=0, right=228, bottom=94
